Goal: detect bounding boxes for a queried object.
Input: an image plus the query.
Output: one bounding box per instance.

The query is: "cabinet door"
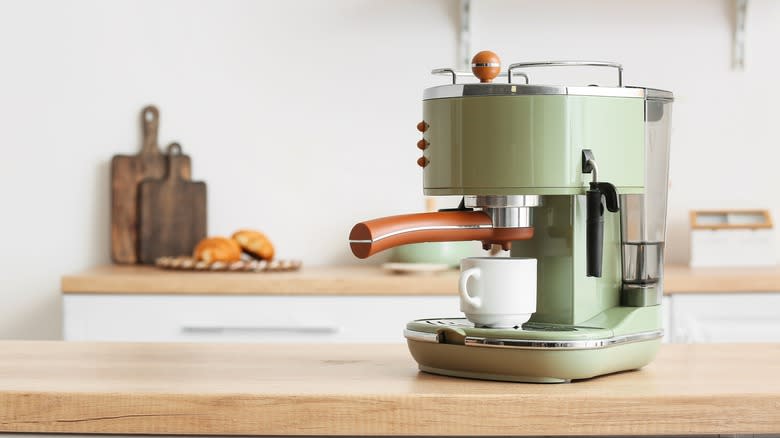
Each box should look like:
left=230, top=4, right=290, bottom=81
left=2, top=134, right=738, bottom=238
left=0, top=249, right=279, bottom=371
left=64, top=294, right=460, bottom=343
left=670, top=293, right=780, bottom=343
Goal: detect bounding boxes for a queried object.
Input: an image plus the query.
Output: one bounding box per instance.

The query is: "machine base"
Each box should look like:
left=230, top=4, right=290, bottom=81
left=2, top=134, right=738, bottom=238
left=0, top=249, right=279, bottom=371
left=419, top=365, right=570, bottom=383
left=405, top=316, right=663, bottom=383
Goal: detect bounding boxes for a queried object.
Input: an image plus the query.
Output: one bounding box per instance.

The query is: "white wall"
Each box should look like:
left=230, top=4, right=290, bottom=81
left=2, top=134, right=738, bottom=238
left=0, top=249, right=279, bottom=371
left=469, top=0, right=780, bottom=268
left=0, top=0, right=777, bottom=339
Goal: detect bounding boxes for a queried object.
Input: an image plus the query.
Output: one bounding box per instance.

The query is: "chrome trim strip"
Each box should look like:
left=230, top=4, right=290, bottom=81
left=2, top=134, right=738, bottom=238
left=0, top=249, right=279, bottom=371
left=464, top=195, right=542, bottom=208
left=404, top=328, right=663, bottom=350
left=636, top=86, right=674, bottom=101
left=403, top=329, right=439, bottom=343
left=349, top=224, right=492, bottom=244
left=463, top=329, right=663, bottom=350
left=423, top=84, right=653, bottom=100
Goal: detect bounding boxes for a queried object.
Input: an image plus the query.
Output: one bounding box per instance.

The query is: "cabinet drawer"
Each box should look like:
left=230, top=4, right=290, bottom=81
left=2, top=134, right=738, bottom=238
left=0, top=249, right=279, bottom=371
left=63, top=294, right=459, bottom=343
left=670, top=293, right=780, bottom=343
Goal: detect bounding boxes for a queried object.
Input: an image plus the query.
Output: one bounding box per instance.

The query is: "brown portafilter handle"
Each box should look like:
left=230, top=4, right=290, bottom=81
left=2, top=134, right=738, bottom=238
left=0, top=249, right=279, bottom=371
left=349, top=211, right=534, bottom=259
left=471, top=50, right=501, bottom=83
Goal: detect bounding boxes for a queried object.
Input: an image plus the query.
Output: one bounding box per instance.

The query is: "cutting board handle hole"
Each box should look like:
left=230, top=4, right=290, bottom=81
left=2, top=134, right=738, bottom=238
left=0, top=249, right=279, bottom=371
left=167, top=143, right=182, bottom=155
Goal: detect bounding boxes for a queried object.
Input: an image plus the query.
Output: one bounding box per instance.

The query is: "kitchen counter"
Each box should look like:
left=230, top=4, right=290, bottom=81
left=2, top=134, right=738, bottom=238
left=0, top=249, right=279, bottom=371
left=0, top=341, right=778, bottom=436
left=61, top=265, right=457, bottom=295
left=62, top=264, right=780, bottom=295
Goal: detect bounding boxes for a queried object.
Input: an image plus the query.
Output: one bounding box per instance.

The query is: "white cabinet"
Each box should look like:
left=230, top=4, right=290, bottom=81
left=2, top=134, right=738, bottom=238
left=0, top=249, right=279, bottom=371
left=64, top=291, right=780, bottom=344
left=669, top=293, right=780, bottom=343
left=661, top=296, right=671, bottom=343
left=63, top=294, right=459, bottom=343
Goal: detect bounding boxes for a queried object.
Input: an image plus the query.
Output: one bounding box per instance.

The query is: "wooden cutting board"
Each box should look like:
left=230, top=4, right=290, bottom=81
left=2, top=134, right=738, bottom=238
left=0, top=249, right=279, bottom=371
left=137, top=143, right=206, bottom=264
left=110, top=105, right=191, bottom=263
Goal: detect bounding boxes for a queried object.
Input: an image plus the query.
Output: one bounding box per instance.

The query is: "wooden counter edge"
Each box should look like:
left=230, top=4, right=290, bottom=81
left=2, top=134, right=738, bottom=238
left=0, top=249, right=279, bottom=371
left=664, top=265, right=780, bottom=294
left=60, top=265, right=780, bottom=295
left=60, top=265, right=459, bottom=295
left=1, top=391, right=777, bottom=436
left=2, top=342, right=779, bottom=436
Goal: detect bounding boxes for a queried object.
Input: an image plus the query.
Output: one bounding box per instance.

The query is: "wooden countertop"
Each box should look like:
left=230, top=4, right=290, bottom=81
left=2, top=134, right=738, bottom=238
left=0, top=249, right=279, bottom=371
left=61, top=265, right=458, bottom=295
left=0, top=341, right=778, bottom=436
left=62, top=264, right=780, bottom=295
left=664, top=264, right=780, bottom=293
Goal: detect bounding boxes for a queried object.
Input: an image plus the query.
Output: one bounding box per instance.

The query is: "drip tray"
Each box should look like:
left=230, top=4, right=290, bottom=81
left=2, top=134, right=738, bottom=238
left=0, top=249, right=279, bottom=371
left=404, top=318, right=663, bottom=383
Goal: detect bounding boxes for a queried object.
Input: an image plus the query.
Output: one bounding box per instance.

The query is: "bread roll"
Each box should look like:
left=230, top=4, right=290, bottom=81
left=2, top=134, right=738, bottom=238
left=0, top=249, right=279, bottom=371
left=193, top=237, right=242, bottom=263
left=232, top=229, right=275, bottom=261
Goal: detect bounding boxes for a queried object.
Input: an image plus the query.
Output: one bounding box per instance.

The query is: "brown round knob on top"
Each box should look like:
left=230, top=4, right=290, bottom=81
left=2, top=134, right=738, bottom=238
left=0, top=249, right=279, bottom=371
left=416, top=121, right=428, bottom=132
left=471, top=50, right=501, bottom=83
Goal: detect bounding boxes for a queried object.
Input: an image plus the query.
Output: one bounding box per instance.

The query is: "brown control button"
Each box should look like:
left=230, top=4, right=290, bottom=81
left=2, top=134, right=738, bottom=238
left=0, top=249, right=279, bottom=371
left=416, top=121, right=428, bottom=132
left=472, top=50, right=501, bottom=83
left=417, top=156, right=429, bottom=168
left=417, top=139, right=429, bottom=150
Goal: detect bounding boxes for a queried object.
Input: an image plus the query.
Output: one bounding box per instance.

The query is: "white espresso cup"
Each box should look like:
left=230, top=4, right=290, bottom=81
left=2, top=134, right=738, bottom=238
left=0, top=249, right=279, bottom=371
left=458, top=257, right=537, bottom=328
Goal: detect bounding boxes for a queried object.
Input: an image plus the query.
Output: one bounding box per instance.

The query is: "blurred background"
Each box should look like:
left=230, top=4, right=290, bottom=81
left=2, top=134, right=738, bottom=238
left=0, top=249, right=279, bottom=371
left=0, top=0, right=777, bottom=340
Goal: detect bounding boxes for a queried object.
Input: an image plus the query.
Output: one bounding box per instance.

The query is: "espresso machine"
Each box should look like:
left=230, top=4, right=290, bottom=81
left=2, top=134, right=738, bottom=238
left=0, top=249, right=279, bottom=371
left=349, top=51, right=673, bottom=383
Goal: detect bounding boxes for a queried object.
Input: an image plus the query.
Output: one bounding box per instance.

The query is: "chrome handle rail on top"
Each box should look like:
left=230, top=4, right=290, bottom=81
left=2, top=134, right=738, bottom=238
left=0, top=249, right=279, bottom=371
left=507, top=61, right=624, bottom=87
left=432, top=62, right=622, bottom=86
left=431, top=68, right=527, bottom=85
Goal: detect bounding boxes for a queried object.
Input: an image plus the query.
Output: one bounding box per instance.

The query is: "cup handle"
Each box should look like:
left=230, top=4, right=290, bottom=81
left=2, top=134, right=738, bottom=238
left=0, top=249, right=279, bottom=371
left=459, top=267, right=482, bottom=309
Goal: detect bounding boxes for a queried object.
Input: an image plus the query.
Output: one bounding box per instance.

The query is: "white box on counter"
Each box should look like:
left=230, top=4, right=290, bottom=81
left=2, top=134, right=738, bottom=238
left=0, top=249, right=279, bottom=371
left=689, top=210, right=776, bottom=268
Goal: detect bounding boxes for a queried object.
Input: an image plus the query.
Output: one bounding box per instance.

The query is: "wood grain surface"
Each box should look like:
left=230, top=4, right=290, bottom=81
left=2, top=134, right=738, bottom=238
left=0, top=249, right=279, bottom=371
left=110, top=105, right=191, bottom=264
left=663, top=264, right=780, bottom=293
left=61, top=265, right=459, bottom=295
left=0, top=342, right=778, bottom=436
left=61, top=264, right=780, bottom=295
left=137, top=143, right=206, bottom=264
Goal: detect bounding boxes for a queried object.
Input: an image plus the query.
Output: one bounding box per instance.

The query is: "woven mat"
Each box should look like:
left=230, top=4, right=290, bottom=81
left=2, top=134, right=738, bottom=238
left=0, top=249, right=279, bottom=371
left=155, top=256, right=302, bottom=272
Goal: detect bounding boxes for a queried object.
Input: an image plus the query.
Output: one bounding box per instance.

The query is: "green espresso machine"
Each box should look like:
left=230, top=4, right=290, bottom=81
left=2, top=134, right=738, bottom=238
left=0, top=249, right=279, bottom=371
left=349, top=52, right=673, bottom=383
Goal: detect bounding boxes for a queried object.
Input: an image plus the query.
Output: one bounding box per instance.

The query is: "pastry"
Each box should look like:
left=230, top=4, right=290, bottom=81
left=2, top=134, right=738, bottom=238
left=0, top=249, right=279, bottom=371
left=232, top=229, right=275, bottom=260
left=193, top=237, right=242, bottom=263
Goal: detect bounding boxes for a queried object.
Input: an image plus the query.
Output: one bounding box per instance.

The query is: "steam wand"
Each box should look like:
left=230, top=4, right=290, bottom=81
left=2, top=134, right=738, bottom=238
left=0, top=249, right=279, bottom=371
left=582, top=150, right=620, bottom=277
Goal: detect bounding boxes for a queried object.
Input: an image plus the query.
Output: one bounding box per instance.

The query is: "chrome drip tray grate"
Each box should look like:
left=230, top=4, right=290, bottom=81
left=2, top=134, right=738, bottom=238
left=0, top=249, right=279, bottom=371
left=421, top=318, right=595, bottom=332
left=406, top=317, right=662, bottom=350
